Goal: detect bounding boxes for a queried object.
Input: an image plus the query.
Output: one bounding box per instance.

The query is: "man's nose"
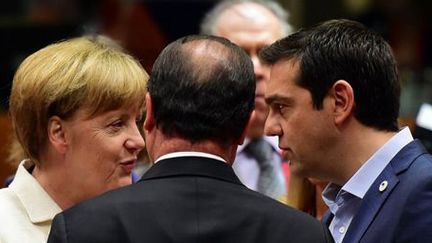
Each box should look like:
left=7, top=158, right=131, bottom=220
left=264, top=112, right=281, bottom=137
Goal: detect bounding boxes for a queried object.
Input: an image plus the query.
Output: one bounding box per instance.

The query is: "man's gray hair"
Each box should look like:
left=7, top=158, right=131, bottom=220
left=200, top=0, right=293, bottom=37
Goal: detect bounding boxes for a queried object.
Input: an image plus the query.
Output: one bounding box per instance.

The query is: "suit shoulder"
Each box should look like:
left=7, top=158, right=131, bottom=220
left=405, top=152, right=432, bottom=179
left=240, top=189, right=329, bottom=235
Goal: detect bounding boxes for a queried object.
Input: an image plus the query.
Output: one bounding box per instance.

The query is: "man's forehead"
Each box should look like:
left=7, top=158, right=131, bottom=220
left=214, top=3, right=283, bottom=39
left=267, top=59, right=301, bottom=90
left=226, top=2, right=277, bottom=22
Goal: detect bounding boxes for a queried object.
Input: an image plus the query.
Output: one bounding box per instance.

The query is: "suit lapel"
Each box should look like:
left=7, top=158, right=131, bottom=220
left=342, top=168, right=399, bottom=243
left=343, top=140, right=427, bottom=243
left=321, top=210, right=334, bottom=226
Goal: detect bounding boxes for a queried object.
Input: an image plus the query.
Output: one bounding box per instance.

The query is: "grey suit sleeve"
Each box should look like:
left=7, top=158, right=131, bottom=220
left=48, top=213, right=68, bottom=243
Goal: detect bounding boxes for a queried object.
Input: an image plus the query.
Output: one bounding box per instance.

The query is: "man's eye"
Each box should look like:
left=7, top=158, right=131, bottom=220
left=273, top=103, right=283, bottom=111
left=274, top=104, right=289, bottom=115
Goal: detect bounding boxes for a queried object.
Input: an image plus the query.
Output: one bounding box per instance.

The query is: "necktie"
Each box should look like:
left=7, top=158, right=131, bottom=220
left=244, top=138, right=286, bottom=201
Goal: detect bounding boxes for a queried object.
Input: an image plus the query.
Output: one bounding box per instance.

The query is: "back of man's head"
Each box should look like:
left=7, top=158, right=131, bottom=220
left=199, top=0, right=292, bottom=140
left=148, top=35, right=255, bottom=146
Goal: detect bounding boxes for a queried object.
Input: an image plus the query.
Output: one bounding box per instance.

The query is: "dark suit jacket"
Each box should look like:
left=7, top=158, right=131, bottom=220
left=322, top=140, right=432, bottom=243
left=49, top=156, right=333, bottom=243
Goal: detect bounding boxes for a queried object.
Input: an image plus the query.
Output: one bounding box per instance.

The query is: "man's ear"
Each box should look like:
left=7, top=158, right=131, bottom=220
left=238, top=110, right=256, bottom=145
left=330, top=80, right=354, bottom=125
left=47, top=116, right=68, bottom=154
left=143, top=93, right=155, bottom=132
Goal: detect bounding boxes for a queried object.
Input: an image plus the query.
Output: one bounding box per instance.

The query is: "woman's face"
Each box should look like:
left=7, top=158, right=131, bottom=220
left=62, top=103, right=145, bottom=201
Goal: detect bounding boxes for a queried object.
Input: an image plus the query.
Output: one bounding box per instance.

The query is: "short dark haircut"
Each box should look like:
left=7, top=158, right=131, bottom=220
left=260, top=19, right=400, bottom=132
left=148, top=35, right=255, bottom=145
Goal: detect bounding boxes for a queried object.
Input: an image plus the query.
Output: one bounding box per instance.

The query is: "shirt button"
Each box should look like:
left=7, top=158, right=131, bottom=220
left=339, top=226, right=346, bottom=234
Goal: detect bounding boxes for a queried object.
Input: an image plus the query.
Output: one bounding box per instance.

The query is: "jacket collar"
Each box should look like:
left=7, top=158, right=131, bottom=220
left=339, top=140, right=427, bottom=243
left=140, top=156, right=243, bottom=186
left=10, top=160, right=62, bottom=224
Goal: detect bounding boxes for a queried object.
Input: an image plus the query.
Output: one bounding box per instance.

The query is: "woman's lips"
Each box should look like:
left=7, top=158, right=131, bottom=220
left=120, top=160, right=136, bottom=174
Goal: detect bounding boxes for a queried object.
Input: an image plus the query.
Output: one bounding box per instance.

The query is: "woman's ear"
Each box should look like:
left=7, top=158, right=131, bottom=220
left=47, top=116, right=68, bottom=154
left=143, top=93, right=154, bottom=132
left=331, top=80, right=355, bottom=125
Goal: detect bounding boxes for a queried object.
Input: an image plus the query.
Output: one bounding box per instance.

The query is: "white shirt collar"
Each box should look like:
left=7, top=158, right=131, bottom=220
left=154, top=151, right=227, bottom=164
left=342, top=127, right=413, bottom=199
left=9, top=159, right=62, bottom=223
left=323, top=127, right=414, bottom=203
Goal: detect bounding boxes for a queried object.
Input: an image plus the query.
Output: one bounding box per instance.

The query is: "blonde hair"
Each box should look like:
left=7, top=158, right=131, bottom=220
left=9, top=35, right=148, bottom=163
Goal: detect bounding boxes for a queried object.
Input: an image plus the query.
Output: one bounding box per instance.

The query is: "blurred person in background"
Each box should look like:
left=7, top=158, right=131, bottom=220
left=0, top=35, right=148, bottom=243
left=200, top=0, right=293, bottom=203
left=287, top=175, right=329, bottom=220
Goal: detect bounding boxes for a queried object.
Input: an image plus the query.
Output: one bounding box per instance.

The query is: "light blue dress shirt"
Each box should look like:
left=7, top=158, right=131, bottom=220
left=232, top=136, right=284, bottom=191
left=322, top=127, right=413, bottom=243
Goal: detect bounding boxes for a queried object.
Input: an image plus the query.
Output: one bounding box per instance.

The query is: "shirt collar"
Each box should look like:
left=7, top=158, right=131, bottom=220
left=343, top=127, right=413, bottom=198
left=9, top=159, right=62, bottom=223
left=322, top=183, right=341, bottom=215
left=155, top=151, right=227, bottom=164
left=323, top=127, right=413, bottom=204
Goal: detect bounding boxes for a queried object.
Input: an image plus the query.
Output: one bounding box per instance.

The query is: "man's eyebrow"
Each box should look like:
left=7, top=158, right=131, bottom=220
left=265, top=95, right=292, bottom=105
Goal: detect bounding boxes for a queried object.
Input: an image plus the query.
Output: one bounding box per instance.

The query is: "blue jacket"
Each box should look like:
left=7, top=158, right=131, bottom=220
left=322, top=140, right=432, bottom=243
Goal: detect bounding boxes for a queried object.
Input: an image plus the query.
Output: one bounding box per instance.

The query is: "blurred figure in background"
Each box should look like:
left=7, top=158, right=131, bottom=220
left=287, top=175, right=328, bottom=220
left=200, top=0, right=293, bottom=203
left=2, top=137, right=23, bottom=187
left=0, top=35, right=148, bottom=243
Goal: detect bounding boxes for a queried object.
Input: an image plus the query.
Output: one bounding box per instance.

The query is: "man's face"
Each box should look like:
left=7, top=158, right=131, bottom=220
left=214, top=3, right=283, bottom=139
left=264, top=59, right=337, bottom=179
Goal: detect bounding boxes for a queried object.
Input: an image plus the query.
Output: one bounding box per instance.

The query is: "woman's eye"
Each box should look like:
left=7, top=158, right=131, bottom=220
left=113, top=120, right=123, bottom=127
left=109, top=120, right=124, bottom=131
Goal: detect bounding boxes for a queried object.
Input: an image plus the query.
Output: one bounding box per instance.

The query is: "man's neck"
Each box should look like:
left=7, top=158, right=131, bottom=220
left=334, top=125, right=397, bottom=185
left=148, top=135, right=238, bottom=166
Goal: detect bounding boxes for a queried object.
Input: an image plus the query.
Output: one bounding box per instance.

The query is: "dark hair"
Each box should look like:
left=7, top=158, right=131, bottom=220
left=260, top=19, right=400, bottom=131
left=148, top=35, right=255, bottom=145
